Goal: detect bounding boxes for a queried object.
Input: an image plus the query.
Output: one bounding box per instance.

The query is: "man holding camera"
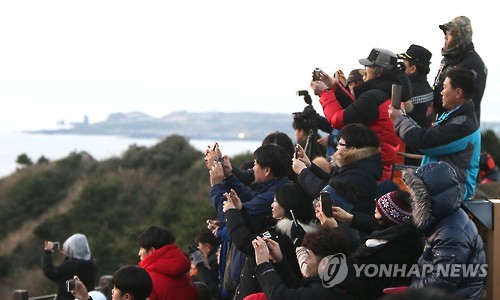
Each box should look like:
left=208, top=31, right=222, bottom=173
left=310, top=48, right=411, bottom=181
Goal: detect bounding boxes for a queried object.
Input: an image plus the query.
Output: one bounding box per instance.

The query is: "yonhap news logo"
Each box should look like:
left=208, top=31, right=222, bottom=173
left=318, top=253, right=349, bottom=288
left=317, top=255, right=487, bottom=288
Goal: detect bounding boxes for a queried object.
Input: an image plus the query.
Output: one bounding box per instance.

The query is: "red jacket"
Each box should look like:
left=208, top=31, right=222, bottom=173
left=320, top=83, right=399, bottom=180
left=139, top=244, right=197, bottom=300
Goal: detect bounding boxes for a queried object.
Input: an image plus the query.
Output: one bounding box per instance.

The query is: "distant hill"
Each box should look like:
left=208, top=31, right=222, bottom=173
left=27, top=110, right=500, bottom=140
left=29, top=111, right=297, bottom=140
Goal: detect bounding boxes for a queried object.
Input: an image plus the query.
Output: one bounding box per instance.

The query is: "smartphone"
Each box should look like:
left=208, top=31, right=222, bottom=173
left=52, top=242, right=61, bottom=251
left=320, top=191, right=334, bottom=218
left=294, top=145, right=300, bottom=159
left=290, top=209, right=298, bottom=226
left=66, top=279, right=76, bottom=292
left=312, top=68, right=321, bottom=81
left=391, top=84, right=402, bottom=109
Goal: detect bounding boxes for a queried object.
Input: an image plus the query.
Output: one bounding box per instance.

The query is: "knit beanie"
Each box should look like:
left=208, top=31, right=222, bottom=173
left=375, top=191, right=412, bottom=226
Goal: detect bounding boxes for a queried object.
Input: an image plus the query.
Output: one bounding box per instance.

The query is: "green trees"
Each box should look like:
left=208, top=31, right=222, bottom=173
left=16, top=153, right=32, bottom=167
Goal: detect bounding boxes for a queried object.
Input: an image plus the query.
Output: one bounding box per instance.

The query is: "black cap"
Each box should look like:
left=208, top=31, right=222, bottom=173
left=398, top=44, right=432, bottom=66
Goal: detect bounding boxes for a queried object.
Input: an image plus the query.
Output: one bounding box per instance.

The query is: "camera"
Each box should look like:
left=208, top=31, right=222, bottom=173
left=214, top=157, right=225, bottom=167
left=187, top=245, right=199, bottom=254
left=52, top=242, right=61, bottom=251
left=312, top=68, right=321, bottom=81
left=261, top=231, right=271, bottom=239
left=296, top=90, right=312, bottom=105
left=66, top=279, right=76, bottom=292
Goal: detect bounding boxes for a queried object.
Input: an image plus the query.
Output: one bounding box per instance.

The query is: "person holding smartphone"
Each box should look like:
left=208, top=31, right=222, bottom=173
left=42, top=233, right=96, bottom=300
left=222, top=183, right=317, bottom=299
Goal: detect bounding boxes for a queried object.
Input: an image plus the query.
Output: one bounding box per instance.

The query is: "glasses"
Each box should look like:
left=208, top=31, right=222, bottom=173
left=337, top=142, right=348, bottom=148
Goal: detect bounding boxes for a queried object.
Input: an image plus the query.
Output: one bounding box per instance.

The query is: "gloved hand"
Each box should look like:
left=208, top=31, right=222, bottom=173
left=290, top=221, right=306, bottom=247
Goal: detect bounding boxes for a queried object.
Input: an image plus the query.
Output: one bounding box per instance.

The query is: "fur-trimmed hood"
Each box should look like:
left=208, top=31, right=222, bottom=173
left=403, top=162, right=463, bottom=234
left=274, top=218, right=317, bottom=239
left=332, top=146, right=381, bottom=168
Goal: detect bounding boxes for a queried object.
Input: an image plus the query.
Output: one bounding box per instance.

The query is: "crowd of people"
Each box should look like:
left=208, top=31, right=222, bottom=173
left=41, top=15, right=494, bottom=300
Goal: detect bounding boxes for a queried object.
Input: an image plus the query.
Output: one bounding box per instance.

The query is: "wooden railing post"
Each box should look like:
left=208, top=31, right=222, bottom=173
left=12, top=290, right=28, bottom=300
left=487, top=199, right=500, bottom=300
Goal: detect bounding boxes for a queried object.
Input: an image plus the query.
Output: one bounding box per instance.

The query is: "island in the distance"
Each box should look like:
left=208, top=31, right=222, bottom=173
left=28, top=111, right=297, bottom=140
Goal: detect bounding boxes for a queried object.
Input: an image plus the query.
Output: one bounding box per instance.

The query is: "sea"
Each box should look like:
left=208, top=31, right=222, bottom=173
left=0, top=132, right=261, bottom=179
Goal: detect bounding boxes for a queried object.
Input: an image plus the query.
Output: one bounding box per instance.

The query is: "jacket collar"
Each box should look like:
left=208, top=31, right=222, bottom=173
left=332, top=147, right=380, bottom=168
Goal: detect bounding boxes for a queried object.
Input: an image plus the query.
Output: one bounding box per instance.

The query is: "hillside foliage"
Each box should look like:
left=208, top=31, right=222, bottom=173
left=0, top=134, right=252, bottom=296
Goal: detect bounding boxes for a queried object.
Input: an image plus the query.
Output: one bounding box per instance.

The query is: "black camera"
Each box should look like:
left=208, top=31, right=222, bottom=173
left=312, top=68, right=321, bottom=81
left=187, top=245, right=198, bottom=254
left=214, top=157, right=225, bottom=167
left=296, top=90, right=312, bottom=105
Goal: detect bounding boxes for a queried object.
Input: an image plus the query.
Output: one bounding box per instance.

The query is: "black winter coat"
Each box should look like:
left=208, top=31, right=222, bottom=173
left=225, top=209, right=300, bottom=300
left=255, top=259, right=360, bottom=300
left=352, top=221, right=424, bottom=300
left=298, top=147, right=382, bottom=215
left=433, top=42, right=487, bottom=122
left=42, top=251, right=96, bottom=300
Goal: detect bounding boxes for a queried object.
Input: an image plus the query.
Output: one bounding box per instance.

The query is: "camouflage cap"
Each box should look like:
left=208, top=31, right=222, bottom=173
left=439, top=16, right=473, bottom=47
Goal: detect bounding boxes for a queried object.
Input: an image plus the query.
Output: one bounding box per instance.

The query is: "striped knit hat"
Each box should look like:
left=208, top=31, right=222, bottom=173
left=375, top=191, right=412, bottom=226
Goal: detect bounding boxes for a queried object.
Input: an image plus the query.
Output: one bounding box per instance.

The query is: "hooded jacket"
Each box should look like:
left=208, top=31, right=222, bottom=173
left=138, top=244, right=197, bottom=300
left=394, top=99, right=480, bottom=200
left=42, top=233, right=96, bottom=300
left=403, top=162, right=486, bottom=300
left=320, top=69, right=410, bottom=180
left=433, top=17, right=487, bottom=122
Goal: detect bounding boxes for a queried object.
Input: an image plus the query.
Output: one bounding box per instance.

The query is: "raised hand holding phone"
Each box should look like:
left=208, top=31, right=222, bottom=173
left=320, top=191, right=334, bottom=218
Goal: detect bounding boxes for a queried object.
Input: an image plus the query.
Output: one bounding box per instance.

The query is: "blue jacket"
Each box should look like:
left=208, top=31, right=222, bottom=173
left=210, top=175, right=290, bottom=225
left=394, top=99, right=480, bottom=200
left=403, top=162, right=486, bottom=300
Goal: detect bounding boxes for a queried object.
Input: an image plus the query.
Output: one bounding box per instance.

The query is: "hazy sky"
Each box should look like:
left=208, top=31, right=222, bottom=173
left=1, top=0, right=497, bottom=133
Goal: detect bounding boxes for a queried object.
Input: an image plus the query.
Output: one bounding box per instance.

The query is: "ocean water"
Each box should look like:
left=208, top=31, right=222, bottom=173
left=0, top=132, right=261, bottom=178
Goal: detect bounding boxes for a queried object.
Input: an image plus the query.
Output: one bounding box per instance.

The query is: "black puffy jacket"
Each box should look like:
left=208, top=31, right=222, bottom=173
left=403, top=162, right=486, bottom=300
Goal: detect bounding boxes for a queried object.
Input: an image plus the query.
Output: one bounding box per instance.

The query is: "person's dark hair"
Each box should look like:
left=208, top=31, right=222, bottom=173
left=195, top=229, right=220, bottom=249
left=262, top=131, right=294, bottom=158
left=112, top=265, right=153, bottom=300
left=275, top=183, right=314, bottom=224
left=407, top=59, right=431, bottom=75
left=302, top=227, right=351, bottom=259
left=292, top=105, right=318, bottom=134
left=137, top=226, right=175, bottom=250
left=446, top=68, right=475, bottom=99
left=253, top=144, right=290, bottom=178
left=339, top=123, right=380, bottom=149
